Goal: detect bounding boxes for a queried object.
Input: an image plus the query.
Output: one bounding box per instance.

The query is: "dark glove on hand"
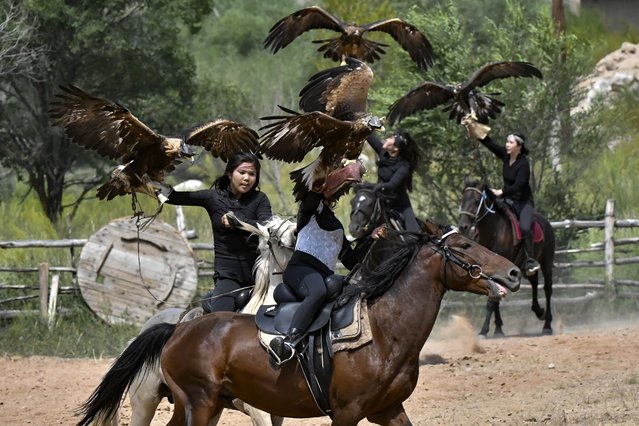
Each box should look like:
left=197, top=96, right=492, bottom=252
left=154, top=183, right=173, bottom=203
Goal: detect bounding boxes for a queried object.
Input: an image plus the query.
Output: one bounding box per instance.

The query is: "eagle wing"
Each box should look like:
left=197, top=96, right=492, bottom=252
left=461, top=61, right=543, bottom=92
left=184, top=119, right=259, bottom=162
left=259, top=106, right=354, bottom=163
left=364, top=18, right=435, bottom=70
left=386, top=81, right=455, bottom=126
left=299, top=57, right=373, bottom=120
left=263, top=6, right=345, bottom=54
left=49, top=85, right=163, bottom=161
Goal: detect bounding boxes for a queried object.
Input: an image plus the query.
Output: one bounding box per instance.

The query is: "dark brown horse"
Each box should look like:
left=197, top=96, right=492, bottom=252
left=458, top=178, right=556, bottom=336
left=157, top=221, right=520, bottom=425
left=349, top=181, right=416, bottom=238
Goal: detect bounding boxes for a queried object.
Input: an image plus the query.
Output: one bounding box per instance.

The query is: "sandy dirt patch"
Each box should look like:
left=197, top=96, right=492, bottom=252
left=1, top=317, right=638, bottom=425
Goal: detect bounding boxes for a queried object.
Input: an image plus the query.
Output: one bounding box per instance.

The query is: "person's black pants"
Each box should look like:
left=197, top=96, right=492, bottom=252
left=283, top=264, right=328, bottom=335
left=202, top=258, right=254, bottom=313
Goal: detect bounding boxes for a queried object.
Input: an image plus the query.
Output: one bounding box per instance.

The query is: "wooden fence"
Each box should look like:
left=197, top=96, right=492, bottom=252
left=1, top=199, right=638, bottom=320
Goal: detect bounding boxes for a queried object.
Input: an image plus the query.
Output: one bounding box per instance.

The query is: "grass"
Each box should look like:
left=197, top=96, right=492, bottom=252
left=0, top=299, right=138, bottom=358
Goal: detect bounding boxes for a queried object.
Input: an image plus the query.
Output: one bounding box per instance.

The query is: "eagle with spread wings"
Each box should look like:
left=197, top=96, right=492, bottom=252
left=259, top=57, right=381, bottom=201
left=49, top=85, right=259, bottom=204
left=387, top=61, right=543, bottom=126
left=264, top=6, right=435, bottom=71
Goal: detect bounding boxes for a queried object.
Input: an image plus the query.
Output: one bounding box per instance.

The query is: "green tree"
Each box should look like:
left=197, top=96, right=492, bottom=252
left=0, top=0, right=213, bottom=231
left=370, top=0, right=612, bottom=223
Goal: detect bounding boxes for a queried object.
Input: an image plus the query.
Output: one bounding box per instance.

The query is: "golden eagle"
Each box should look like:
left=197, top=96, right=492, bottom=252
left=49, top=85, right=259, bottom=202
left=259, top=57, right=382, bottom=201
left=264, top=6, right=435, bottom=70
left=387, top=61, right=543, bottom=125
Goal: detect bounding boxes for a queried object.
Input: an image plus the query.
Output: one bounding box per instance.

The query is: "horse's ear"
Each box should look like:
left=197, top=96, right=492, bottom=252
left=420, top=219, right=439, bottom=237
left=463, top=175, right=472, bottom=188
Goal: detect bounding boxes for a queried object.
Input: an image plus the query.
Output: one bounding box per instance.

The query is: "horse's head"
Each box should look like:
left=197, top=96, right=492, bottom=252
left=349, top=182, right=380, bottom=238
left=458, top=176, right=492, bottom=239
left=423, top=221, right=521, bottom=300
left=239, top=216, right=297, bottom=314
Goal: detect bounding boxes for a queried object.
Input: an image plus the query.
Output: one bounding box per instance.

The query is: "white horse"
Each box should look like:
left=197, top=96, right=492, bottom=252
left=87, top=216, right=296, bottom=426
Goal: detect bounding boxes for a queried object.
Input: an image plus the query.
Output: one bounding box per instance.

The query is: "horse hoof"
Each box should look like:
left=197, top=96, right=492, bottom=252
left=494, top=330, right=505, bottom=337
left=542, top=327, right=553, bottom=335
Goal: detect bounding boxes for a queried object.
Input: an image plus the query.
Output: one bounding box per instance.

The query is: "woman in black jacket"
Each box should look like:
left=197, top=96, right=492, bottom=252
left=268, top=187, right=361, bottom=365
left=165, top=152, right=272, bottom=312
left=366, top=130, right=421, bottom=232
left=465, top=119, right=540, bottom=276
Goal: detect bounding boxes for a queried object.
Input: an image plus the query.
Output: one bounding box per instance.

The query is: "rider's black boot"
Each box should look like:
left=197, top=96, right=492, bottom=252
left=268, top=327, right=302, bottom=366
left=523, top=233, right=540, bottom=277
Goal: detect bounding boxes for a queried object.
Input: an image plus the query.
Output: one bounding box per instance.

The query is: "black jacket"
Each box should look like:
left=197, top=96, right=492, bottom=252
left=367, top=134, right=412, bottom=208
left=479, top=136, right=533, bottom=203
left=167, top=187, right=272, bottom=262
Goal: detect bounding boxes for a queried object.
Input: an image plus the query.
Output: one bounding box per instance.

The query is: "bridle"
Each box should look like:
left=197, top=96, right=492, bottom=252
left=351, top=188, right=383, bottom=236
left=429, top=229, right=502, bottom=299
left=459, top=186, right=496, bottom=229
left=266, top=219, right=296, bottom=273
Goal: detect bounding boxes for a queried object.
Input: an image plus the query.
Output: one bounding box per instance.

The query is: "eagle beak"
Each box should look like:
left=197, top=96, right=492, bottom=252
left=180, top=143, right=195, bottom=164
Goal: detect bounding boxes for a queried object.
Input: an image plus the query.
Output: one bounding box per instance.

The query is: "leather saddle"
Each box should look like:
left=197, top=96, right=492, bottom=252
left=254, top=275, right=360, bottom=417
left=255, top=275, right=358, bottom=338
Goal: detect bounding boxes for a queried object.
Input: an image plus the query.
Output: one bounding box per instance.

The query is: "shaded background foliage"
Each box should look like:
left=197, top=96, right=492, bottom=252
left=0, top=0, right=638, bottom=234
left=1, top=0, right=638, bottom=357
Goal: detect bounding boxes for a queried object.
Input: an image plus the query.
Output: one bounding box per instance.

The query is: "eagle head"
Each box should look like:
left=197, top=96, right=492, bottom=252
left=179, top=142, right=195, bottom=164
left=366, top=115, right=384, bottom=131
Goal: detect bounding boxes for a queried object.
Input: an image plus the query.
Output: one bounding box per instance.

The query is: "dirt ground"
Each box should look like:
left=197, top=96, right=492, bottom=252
left=2, top=317, right=638, bottom=426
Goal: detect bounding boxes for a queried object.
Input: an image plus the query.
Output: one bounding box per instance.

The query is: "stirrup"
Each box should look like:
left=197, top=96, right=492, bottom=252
left=525, top=259, right=540, bottom=276
left=268, top=337, right=296, bottom=366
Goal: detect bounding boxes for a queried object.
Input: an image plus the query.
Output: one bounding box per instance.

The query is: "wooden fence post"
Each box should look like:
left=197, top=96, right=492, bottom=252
left=604, top=199, right=616, bottom=300
left=38, top=262, right=49, bottom=319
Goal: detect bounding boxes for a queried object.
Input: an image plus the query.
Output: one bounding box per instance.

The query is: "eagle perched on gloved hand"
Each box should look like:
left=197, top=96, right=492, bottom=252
left=49, top=85, right=259, bottom=205
left=259, top=57, right=382, bottom=201
left=264, top=5, right=436, bottom=71
left=387, top=61, right=543, bottom=126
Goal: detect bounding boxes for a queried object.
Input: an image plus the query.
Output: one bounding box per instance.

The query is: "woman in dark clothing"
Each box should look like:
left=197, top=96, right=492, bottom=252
left=366, top=130, right=421, bottom=232
left=164, top=152, right=272, bottom=313
left=268, top=188, right=360, bottom=365
left=465, top=119, right=540, bottom=276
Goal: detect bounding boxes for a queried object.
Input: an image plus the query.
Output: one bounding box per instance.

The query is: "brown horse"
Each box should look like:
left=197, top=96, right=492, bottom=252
left=458, top=178, right=556, bottom=335
left=158, top=221, right=521, bottom=425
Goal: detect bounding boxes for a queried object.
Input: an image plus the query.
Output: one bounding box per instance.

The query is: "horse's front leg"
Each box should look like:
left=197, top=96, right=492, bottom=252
left=232, top=399, right=284, bottom=426
left=479, top=299, right=495, bottom=336
left=493, top=301, right=504, bottom=336
left=366, top=403, right=412, bottom=425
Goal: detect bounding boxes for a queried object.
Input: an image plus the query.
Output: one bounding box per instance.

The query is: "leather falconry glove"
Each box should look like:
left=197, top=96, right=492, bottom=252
left=461, top=113, right=491, bottom=140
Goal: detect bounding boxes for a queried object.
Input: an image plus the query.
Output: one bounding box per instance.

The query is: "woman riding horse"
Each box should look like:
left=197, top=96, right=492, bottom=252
left=162, top=151, right=273, bottom=312
left=463, top=116, right=540, bottom=276
left=366, top=130, right=421, bottom=232
left=268, top=170, right=363, bottom=365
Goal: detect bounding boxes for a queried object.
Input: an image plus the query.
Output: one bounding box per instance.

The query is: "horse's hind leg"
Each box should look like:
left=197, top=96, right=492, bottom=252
left=479, top=300, right=495, bottom=336
left=128, top=362, right=164, bottom=426
left=541, top=267, right=553, bottom=335
left=529, top=274, right=545, bottom=320
left=366, top=403, right=411, bottom=425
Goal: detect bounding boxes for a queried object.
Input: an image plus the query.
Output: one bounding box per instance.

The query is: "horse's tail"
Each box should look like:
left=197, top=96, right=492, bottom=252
left=75, top=322, right=176, bottom=426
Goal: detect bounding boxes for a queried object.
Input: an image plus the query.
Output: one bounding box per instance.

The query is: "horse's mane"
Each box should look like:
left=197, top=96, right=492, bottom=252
left=337, top=234, right=420, bottom=302
left=244, top=216, right=296, bottom=314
